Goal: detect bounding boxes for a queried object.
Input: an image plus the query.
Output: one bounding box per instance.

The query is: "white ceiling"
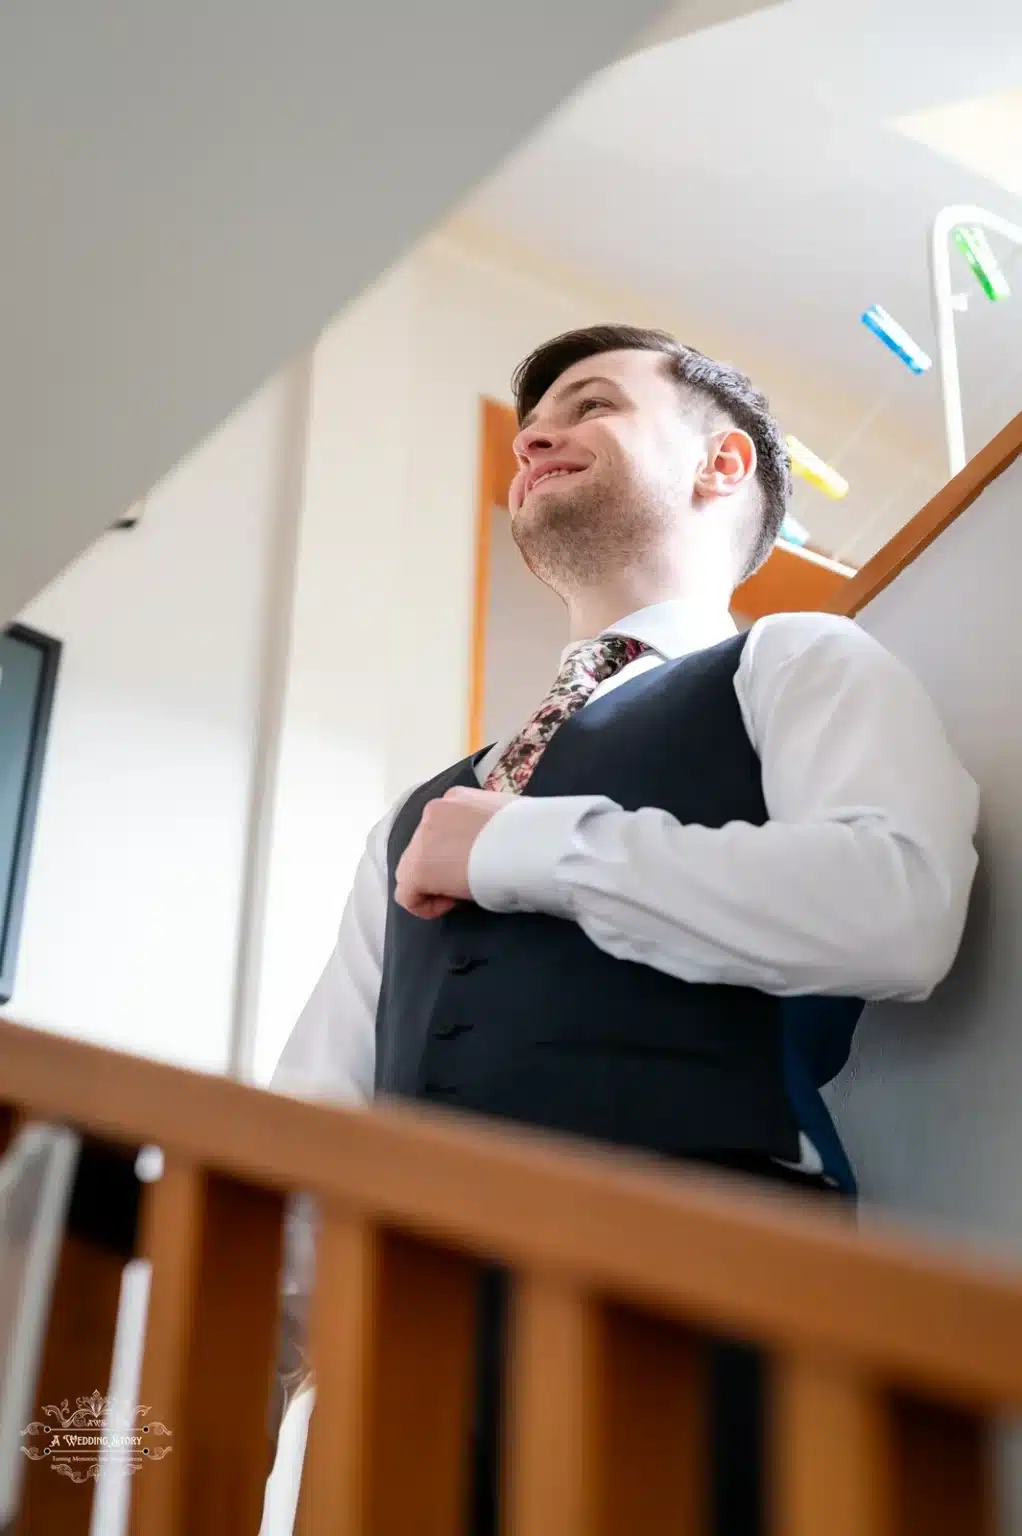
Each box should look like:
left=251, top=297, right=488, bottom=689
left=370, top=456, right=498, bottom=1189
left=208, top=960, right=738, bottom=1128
left=6, top=0, right=718, bottom=624
left=897, top=89, right=1022, bottom=199
left=463, top=0, right=1022, bottom=561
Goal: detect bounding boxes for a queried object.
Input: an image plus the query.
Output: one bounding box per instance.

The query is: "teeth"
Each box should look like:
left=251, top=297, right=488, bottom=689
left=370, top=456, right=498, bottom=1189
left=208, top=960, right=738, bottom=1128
left=534, top=468, right=576, bottom=488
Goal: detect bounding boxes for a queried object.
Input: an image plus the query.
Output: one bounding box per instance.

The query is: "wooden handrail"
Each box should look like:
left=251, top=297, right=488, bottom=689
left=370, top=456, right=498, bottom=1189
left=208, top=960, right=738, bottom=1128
left=832, top=406, right=1022, bottom=616
left=733, top=540, right=853, bottom=621
left=0, top=1015, right=1013, bottom=1532
left=1, top=1014, right=1022, bottom=1404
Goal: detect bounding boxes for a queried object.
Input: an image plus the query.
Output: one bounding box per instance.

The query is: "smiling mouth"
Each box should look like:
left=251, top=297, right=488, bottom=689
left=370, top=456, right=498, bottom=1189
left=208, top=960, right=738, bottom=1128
left=528, top=466, right=586, bottom=496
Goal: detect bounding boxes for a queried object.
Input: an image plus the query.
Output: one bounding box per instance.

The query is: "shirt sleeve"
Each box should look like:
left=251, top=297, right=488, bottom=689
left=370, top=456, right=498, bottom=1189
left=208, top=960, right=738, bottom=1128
left=270, top=803, right=395, bottom=1110
left=269, top=801, right=397, bottom=1332
left=468, top=612, right=980, bottom=1001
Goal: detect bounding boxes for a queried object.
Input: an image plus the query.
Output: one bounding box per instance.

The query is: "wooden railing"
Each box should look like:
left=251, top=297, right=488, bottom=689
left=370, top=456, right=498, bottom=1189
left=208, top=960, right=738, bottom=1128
left=0, top=1015, right=1019, bottom=1534
left=832, top=406, right=1022, bottom=618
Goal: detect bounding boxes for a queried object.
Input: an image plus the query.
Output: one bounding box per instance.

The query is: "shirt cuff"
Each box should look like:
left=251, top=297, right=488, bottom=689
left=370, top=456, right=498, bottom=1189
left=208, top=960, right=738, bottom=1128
left=468, top=795, right=617, bottom=916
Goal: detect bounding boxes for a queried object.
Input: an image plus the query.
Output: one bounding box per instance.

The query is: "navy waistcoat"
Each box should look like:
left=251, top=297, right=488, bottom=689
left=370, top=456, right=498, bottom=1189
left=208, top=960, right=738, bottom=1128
left=375, top=632, right=865, bottom=1167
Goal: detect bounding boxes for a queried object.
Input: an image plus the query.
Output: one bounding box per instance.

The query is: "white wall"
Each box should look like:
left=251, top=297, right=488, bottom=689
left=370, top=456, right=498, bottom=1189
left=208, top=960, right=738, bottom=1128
left=11, top=364, right=307, bottom=1071
left=250, top=263, right=418, bottom=1082
left=821, top=454, right=1022, bottom=1529
left=827, top=454, right=1022, bottom=1253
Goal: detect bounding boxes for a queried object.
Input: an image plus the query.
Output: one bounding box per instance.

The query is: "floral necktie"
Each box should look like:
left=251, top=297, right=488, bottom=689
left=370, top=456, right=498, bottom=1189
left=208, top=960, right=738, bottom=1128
left=483, top=634, right=651, bottom=795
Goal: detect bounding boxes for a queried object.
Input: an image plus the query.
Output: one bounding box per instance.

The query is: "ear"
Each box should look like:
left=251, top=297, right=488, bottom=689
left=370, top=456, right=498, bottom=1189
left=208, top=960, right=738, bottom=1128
left=693, top=428, right=757, bottom=502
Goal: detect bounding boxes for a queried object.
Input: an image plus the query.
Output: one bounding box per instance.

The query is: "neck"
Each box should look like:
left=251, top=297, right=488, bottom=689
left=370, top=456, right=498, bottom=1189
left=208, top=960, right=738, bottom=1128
left=564, top=566, right=734, bottom=642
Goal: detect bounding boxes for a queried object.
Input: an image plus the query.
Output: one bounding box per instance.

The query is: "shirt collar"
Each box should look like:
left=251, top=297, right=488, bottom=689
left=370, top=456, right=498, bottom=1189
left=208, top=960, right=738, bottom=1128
left=559, top=599, right=736, bottom=668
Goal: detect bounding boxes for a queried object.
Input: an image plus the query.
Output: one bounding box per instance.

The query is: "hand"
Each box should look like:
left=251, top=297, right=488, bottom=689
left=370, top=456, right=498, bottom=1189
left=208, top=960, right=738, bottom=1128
left=394, top=786, right=517, bottom=919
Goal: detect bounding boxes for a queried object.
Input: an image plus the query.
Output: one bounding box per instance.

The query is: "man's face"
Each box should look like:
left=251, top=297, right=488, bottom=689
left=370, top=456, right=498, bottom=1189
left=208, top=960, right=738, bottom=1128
left=507, top=349, right=705, bottom=590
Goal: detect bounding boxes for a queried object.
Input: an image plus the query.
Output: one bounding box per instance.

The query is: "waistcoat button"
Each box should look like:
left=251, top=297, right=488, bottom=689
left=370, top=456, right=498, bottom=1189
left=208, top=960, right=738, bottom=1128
left=449, top=953, right=480, bottom=974
left=433, top=1019, right=470, bottom=1038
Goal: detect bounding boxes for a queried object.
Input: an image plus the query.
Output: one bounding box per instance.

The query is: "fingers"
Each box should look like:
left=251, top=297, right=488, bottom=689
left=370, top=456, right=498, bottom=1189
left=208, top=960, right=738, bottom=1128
left=394, top=879, right=455, bottom=920
left=394, top=842, right=453, bottom=918
left=442, top=785, right=516, bottom=807
left=393, top=793, right=488, bottom=918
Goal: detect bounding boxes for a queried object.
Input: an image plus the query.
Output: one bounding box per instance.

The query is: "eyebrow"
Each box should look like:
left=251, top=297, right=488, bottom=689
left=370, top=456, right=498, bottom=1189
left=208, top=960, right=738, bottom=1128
left=520, top=375, right=620, bottom=432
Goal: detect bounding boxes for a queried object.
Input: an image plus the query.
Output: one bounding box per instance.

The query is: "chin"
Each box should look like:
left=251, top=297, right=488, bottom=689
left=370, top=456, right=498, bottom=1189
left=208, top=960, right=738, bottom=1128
left=512, top=490, right=561, bottom=529
left=521, top=476, right=592, bottom=518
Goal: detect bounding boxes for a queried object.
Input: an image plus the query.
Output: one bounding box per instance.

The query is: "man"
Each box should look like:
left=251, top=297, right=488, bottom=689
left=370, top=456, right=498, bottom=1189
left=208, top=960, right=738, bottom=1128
left=272, top=325, right=979, bottom=1533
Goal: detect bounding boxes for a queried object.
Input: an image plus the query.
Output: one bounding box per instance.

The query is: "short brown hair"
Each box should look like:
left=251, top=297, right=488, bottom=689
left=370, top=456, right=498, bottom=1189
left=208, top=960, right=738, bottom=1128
left=512, top=324, right=791, bottom=581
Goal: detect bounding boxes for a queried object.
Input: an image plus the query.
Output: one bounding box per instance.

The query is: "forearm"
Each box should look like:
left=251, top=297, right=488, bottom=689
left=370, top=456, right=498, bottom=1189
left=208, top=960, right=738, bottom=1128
left=469, top=797, right=978, bottom=1000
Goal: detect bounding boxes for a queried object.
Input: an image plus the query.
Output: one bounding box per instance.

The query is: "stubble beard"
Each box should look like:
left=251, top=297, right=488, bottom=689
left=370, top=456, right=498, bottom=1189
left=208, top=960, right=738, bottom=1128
left=511, top=476, right=674, bottom=591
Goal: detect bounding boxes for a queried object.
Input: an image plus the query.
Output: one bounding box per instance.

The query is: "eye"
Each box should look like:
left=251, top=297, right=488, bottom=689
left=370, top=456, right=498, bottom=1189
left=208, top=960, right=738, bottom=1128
left=577, top=397, right=610, bottom=415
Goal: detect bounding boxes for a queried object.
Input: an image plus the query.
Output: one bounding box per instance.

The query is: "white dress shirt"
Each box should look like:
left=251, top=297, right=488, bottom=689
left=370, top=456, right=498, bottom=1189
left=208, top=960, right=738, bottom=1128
left=272, top=601, right=980, bottom=1124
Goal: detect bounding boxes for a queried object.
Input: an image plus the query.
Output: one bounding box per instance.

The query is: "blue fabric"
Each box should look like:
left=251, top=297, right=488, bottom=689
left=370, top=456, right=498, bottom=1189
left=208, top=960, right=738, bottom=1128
left=782, top=997, right=862, bottom=1193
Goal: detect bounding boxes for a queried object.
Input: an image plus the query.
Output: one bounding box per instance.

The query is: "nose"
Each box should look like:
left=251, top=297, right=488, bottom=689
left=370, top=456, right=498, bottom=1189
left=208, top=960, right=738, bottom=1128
left=513, top=420, right=563, bottom=463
